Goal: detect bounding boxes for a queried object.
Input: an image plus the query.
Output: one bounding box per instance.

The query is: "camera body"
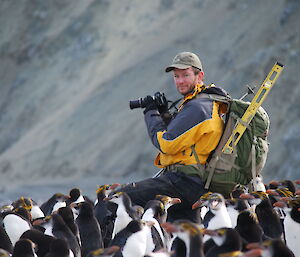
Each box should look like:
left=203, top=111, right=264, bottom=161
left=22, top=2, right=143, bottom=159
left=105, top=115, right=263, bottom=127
left=129, top=92, right=165, bottom=110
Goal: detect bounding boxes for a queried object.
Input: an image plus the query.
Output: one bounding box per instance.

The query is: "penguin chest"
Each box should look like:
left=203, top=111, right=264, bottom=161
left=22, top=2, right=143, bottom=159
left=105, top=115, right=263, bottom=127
left=3, top=214, right=31, bottom=245
left=122, top=229, right=147, bottom=257
left=284, top=214, right=300, bottom=254
left=114, top=207, right=132, bottom=236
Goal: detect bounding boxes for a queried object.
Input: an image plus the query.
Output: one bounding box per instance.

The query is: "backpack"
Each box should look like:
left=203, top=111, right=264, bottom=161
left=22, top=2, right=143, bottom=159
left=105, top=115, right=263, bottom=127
left=197, top=87, right=270, bottom=197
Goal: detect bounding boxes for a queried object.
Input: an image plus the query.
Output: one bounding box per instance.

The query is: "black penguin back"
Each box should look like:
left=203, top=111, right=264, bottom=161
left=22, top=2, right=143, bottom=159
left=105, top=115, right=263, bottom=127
left=76, top=202, right=103, bottom=257
left=20, top=229, right=54, bottom=257
left=0, top=224, right=13, bottom=253
left=12, top=239, right=35, bottom=257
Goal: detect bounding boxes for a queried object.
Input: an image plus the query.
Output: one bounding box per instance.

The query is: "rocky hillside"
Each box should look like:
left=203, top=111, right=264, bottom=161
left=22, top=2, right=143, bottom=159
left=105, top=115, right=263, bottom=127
left=0, top=0, right=299, bottom=201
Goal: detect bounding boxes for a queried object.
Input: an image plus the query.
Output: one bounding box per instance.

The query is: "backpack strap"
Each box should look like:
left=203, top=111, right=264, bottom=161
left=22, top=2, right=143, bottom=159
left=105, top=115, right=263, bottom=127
left=190, top=145, right=205, bottom=178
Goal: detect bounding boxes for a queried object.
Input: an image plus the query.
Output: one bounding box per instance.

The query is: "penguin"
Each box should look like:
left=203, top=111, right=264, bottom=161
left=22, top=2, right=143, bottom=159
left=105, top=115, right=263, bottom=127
left=273, top=198, right=300, bottom=255
left=20, top=229, right=54, bottom=257
left=45, top=213, right=80, bottom=257
left=161, top=220, right=204, bottom=257
left=203, top=228, right=242, bottom=257
left=247, top=239, right=295, bottom=257
left=235, top=210, right=264, bottom=250
left=45, top=238, right=74, bottom=257
left=240, top=191, right=283, bottom=239
left=40, top=193, right=69, bottom=216
left=58, top=206, right=81, bottom=246
left=1, top=209, right=32, bottom=245
left=76, top=201, right=103, bottom=257
left=109, top=219, right=152, bottom=257
left=142, top=200, right=166, bottom=253
left=192, top=193, right=232, bottom=242
left=225, top=198, right=249, bottom=228
left=105, top=192, right=140, bottom=239
left=0, top=224, right=13, bottom=253
left=94, top=184, right=115, bottom=247
left=12, top=239, right=37, bottom=257
left=154, top=195, right=181, bottom=223
left=12, top=197, right=44, bottom=221
left=86, top=246, right=120, bottom=257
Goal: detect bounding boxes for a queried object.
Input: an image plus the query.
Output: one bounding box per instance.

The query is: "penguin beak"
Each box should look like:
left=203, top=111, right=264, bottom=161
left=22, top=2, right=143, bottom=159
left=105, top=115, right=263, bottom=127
left=171, top=198, right=181, bottom=205
left=246, top=242, right=263, bottom=250
left=202, top=229, right=218, bottom=237
left=161, top=222, right=177, bottom=233
left=266, top=189, right=280, bottom=196
left=273, top=201, right=286, bottom=208
left=294, top=179, right=300, bottom=185
left=191, top=200, right=205, bottom=210
left=239, top=193, right=255, bottom=200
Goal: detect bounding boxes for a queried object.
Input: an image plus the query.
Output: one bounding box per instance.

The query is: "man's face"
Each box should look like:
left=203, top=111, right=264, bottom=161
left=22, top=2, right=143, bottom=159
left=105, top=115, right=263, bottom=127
left=173, top=67, right=204, bottom=96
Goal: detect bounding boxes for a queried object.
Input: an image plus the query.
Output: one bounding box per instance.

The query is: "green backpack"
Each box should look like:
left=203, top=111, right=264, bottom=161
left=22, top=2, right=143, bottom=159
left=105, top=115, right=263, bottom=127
left=203, top=98, right=270, bottom=197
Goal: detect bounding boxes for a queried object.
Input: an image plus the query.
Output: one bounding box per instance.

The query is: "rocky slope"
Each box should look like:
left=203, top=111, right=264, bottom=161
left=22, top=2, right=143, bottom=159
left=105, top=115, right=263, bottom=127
left=0, top=0, right=299, bottom=201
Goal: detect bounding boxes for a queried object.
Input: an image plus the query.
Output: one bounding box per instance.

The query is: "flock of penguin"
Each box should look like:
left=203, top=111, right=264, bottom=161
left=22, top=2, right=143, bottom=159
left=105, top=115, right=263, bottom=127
left=0, top=179, right=300, bottom=257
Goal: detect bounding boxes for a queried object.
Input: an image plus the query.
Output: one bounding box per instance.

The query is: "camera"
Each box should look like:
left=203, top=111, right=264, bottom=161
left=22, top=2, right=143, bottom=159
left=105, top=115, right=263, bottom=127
left=129, top=92, right=166, bottom=110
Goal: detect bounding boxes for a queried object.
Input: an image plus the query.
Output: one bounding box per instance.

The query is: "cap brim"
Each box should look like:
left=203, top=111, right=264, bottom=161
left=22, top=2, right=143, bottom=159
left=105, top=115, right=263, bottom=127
left=165, top=64, right=192, bottom=72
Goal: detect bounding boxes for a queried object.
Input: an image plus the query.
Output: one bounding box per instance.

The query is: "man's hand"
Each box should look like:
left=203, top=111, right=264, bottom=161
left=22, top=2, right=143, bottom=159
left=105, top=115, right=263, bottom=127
left=154, top=92, right=168, bottom=114
left=143, top=95, right=158, bottom=114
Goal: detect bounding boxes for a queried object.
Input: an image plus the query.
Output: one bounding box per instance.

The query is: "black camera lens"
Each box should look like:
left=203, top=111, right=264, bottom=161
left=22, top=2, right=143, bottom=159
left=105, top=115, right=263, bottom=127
left=129, top=98, right=144, bottom=109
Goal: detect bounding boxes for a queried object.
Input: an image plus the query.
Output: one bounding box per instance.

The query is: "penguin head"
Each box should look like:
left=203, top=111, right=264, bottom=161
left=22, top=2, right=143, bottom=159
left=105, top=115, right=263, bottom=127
left=207, top=193, right=226, bottom=210
left=96, top=184, right=110, bottom=198
left=12, top=197, right=33, bottom=212
left=13, top=239, right=36, bottom=256
left=155, top=195, right=181, bottom=211
left=240, top=191, right=268, bottom=206
left=49, top=238, right=70, bottom=256
left=191, top=192, right=213, bottom=209
left=105, top=191, right=132, bottom=208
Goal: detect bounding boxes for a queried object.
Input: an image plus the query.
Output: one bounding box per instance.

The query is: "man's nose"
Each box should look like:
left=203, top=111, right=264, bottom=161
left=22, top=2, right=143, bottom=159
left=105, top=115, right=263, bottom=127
left=176, top=77, right=184, bottom=84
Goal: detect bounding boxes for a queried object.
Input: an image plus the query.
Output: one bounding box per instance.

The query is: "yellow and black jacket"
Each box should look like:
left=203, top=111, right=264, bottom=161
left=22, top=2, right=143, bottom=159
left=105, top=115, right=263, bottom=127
left=144, top=84, right=228, bottom=169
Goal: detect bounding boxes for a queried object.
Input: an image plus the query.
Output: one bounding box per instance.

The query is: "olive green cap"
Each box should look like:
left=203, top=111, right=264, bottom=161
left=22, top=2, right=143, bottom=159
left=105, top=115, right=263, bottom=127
left=165, top=51, right=203, bottom=72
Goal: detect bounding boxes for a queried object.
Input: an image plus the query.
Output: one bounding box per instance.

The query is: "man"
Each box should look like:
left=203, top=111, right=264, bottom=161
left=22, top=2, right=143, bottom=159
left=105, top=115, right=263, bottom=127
left=119, top=51, right=228, bottom=222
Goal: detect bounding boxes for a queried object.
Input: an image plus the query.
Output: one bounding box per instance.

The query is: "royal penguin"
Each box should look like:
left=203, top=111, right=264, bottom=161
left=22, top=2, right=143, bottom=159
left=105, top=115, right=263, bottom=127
left=247, top=239, right=295, bottom=257
left=20, top=229, right=55, bottom=257
left=76, top=201, right=103, bottom=257
left=12, top=239, right=37, bottom=257
left=94, top=185, right=115, bottom=247
left=273, top=197, right=300, bottom=255
left=203, top=228, right=242, bottom=257
left=58, top=206, right=81, bottom=246
left=44, top=238, right=74, bottom=257
left=235, top=210, right=264, bottom=250
left=44, top=213, right=80, bottom=257
left=109, top=219, right=153, bottom=257
left=12, top=197, right=44, bottom=221
left=105, top=192, right=140, bottom=239
left=0, top=223, right=13, bottom=253
left=1, top=208, right=32, bottom=245
left=40, top=193, right=69, bottom=216
left=240, top=191, right=283, bottom=239
left=192, top=193, right=232, bottom=242
left=162, top=220, right=204, bottom=257
left=154, top=195, right=181, bottom=223
left=225, top=197, right=249, bottom=228
left=142, top=200, right=167, bottom=253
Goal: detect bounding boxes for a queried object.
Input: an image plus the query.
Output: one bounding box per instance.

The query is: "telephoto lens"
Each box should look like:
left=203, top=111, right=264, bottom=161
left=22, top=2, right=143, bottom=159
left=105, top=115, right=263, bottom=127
left=129, top=98, right=145, bottom=109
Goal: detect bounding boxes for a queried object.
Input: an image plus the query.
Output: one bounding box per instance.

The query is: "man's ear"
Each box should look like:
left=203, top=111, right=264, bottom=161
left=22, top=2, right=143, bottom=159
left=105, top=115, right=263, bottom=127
left=198, top=71, right=205, bottom=82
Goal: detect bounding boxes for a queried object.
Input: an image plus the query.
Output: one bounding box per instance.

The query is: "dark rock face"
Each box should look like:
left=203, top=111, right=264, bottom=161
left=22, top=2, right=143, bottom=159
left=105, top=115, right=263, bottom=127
left=0, top=0, right=299, bottom=201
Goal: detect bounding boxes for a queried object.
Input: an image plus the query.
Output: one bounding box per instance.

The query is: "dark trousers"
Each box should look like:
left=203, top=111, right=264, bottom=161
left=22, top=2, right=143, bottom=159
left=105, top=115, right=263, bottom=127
left=119, top=171, right=207, bottom=223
